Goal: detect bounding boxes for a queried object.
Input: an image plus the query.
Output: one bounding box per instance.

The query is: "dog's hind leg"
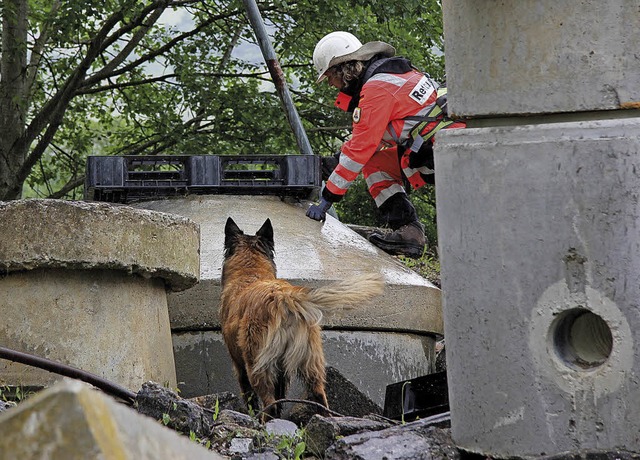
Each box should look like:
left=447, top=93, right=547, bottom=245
left=274, top=368, right=289, bottom=409
left=232, top=361, right=259, bottom=415
left=299, top=328, right=330, bottom=413
left=248, top=368, right=280, bottom=422
left=302, top=368, right=329, bottom=413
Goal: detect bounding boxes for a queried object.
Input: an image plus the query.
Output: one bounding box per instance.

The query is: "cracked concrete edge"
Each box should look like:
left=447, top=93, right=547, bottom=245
left=0, top=199, right=200, bottom=291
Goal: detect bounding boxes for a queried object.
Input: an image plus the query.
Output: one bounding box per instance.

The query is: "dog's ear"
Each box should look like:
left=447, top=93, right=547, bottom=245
left=225, top=217, right=242, bottom=238
left=224, top=217, right=244, bottom=257
left=256, top=218, right=274, bottom=245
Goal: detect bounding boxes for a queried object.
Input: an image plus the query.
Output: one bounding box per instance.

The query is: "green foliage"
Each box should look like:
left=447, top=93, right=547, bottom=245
left=398, top=251, right=441, bottom=287
left=333, top=176, right=380, bottom=227
left=293, top=440, right=306, bottom=460
left=408, top=185, right=439, bottom=250
left=189, top=430, right=212, bottom=449
left=0, top=385, right=35, bottom=403
left=10, top=0, right=445, bottom=200
left=11, top=0, right=447, bottom=259
left=212, top=397, right=220, bottom=421
left=259, top=427, right=307, bottom=460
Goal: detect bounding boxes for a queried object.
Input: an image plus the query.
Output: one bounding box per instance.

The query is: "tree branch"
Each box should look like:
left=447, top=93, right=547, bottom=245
left=87, top=0, right=171, bottom=82
left=17, top=0, right=175, bottom=178
left=114, top=110, right=213, bottom=157
left=82, top=7, right=246, bottom=87
left=49, top=175, right=85, bottom=199
left=76, top=73, right=180, bottom=94
left=16, top=8, right=128, bottom=182
left=25, top=1, right=62, bottom=104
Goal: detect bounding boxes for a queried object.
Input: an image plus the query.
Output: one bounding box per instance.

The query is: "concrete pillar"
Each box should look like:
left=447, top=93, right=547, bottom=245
left=0, top=199, right=200, bottom=391
left=443, top=1, right=640, bottom=117
left=438, top=1, right=640, bottom=457
left=133, top=195, right=442, bottom=409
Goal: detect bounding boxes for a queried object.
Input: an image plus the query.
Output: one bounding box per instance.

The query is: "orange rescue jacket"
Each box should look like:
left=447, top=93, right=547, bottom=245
left=323, top=64, right=460, bottom=202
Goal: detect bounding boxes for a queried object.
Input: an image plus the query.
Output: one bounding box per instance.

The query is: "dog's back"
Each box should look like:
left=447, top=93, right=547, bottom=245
left=220, top=217, right=384, bottom=420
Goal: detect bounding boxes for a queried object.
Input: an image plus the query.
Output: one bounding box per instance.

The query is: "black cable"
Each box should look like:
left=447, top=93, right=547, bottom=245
left=0, top=346, right=137, bottom=404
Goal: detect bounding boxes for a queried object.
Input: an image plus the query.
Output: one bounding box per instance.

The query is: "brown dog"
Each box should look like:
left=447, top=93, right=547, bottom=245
left=220, top=217, right=384, bottom=421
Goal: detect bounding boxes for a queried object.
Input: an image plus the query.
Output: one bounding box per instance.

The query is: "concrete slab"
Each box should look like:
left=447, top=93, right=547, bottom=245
left=0, top=268, right=177, bottom=390
left=0, top=199, right=200, bottom=291
left=0, top=380, right=220, bottom=459
left=435, top=118, right=640, bottom=457
left=442, top=0, right=640, bottom=117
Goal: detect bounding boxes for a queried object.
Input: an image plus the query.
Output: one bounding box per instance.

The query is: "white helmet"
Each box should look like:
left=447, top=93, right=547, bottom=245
left=313, top=31, right=395, bottom=83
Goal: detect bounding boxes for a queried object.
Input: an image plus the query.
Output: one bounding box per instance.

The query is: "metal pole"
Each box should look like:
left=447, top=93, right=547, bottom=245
left=242, top=0, right=314, bottom=156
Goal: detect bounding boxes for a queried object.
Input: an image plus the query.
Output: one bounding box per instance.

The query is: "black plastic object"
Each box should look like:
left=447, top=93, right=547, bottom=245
left=383, top=371, right=449, bottom=422
left=84, top=155, right=321, bottom=203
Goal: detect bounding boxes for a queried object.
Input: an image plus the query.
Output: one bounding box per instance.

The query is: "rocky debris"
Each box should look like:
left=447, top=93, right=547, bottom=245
left=131, top=381, right=460, bottom=459
left=537, top=451, right=640, bottom=460
left=4, top=380, right=637, bottom=459
left=191, top=391, right=248, bottom=414
left=0, top=380, right=219, bottom=459
left=264, top=418, right=299, bottom=437
left=304, top=414, right=396, bottom=456
left=325, top=366, right=383, bottom=417
left=324, top=417, right=460, bottom=460
left=133, top=382, right=305, bottom=458
left=298, top=358, right=443, bottom=427
left=225, top=365, right=384, bottom=428
left=0, top=400, right=17, bottom=413
left=135, top=381, right=220, bottom=438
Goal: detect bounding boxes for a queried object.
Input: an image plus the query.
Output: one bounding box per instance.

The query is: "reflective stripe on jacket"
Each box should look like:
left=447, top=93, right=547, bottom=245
left=324, top=69, right=445, bottom=201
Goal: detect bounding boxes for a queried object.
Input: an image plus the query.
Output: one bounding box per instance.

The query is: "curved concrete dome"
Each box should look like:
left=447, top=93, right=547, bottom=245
left=134, top=195, right=442, bottom=334
left=134, top=195, right=442, bottom=407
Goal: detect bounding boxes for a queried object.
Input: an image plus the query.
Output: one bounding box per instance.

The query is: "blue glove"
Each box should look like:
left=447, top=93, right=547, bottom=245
left=306, top=198, right=332, bottom=221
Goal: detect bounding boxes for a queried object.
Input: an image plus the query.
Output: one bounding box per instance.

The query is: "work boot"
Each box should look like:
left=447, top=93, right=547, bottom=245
left=368, top=221, right=426, bottom=258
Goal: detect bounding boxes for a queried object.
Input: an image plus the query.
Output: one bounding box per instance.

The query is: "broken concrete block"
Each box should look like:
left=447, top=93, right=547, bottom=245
left=0, top=380, right=221, bottom=459
left=437, top=118, right=640, bottom=457
left=324, top=417, right=459, bottom=460
left=304, top=414, right=393, bottom=456
left=135, top=381, right=219, bottom=439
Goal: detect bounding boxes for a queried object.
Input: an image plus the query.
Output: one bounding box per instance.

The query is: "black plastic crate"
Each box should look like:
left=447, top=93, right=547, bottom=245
left=383, top=371, right=449, bottom=422
left=84, top=155, right=321, bottom=203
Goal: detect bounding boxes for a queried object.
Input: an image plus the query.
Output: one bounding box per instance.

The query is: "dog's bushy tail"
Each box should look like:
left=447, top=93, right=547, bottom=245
left=253, top=273, right=385, bottom=382
left=302, top=273, right=385, bottom=317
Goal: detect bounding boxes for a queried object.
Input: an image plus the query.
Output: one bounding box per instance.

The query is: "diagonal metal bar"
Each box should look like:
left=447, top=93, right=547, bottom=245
left=242, top=0, right=314, bottom=156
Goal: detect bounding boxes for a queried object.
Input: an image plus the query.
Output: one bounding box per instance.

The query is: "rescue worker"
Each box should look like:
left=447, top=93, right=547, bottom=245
left=306, top=31, right=465, bottom=258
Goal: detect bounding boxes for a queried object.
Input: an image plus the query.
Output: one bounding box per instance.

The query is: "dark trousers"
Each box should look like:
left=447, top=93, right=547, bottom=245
left=379, top=192, right=418, bottom=230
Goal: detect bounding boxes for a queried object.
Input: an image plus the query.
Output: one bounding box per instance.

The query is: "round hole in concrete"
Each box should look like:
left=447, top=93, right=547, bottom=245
left=551, top=308, right=613, bottom=369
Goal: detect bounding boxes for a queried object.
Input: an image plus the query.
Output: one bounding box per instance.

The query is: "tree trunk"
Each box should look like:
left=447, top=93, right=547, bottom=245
left=0, top=0, right=29, bottom=200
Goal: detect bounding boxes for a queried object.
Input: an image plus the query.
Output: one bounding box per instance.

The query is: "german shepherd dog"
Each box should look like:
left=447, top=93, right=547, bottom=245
left=220, top=217, right=384, bottom=421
